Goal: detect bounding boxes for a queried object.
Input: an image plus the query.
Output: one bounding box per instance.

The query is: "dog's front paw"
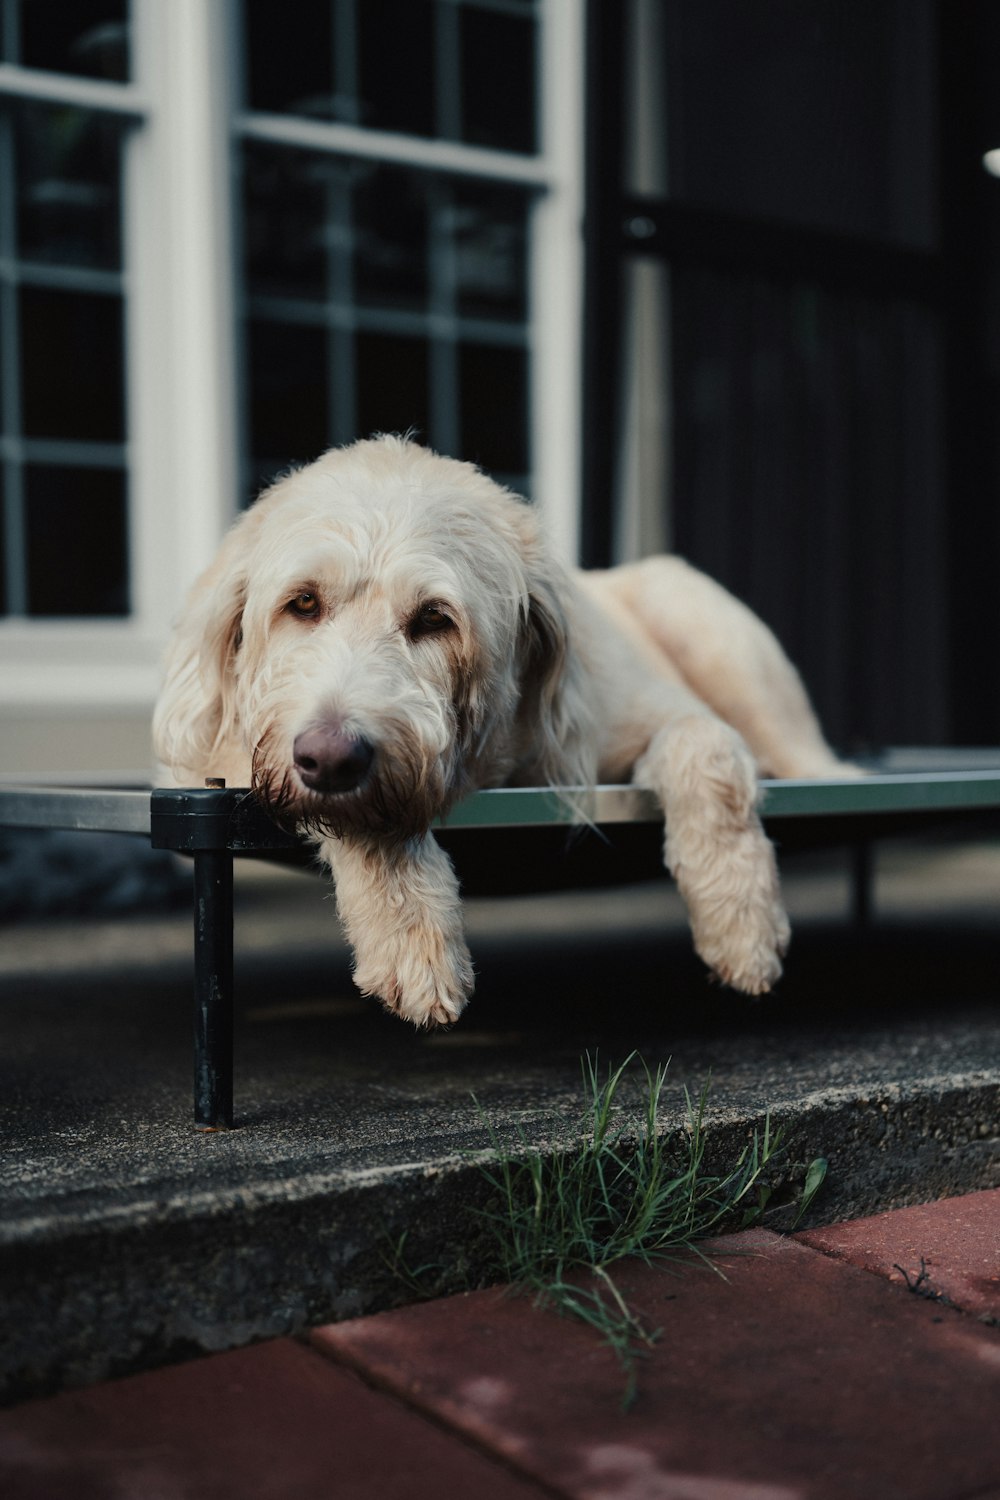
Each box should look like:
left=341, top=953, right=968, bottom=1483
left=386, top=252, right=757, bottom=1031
left=354, top=926, right=474, bottom=1028
left=696, top=897, right=790, bottom=996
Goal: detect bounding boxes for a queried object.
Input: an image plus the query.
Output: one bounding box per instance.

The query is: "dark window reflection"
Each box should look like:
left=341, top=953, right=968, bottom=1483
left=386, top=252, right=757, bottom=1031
left=16, top=104, right=122, bottom=271
left=244, top=145, right=356, bottom=301
left=243, top=0, right=538, bottom=151
left=25, top=465, right=128, bottom=616
left=249, top=318, right=329, bottom=469
left=357, top=0, right=435, bottom=137
left=354, top=165, right=430, bottom=310
left=15, top=0, right=130, bottom=82
left=356, top=331, right=429, bottom=441
left=453, top=181, right=529, bottom=320
left=243, top=0, right=334, bottom=117
left=459, top=6, right=536, bottom=153
left=459, top=342, right=528, bottom=476
left=20, top=287, right=124, bottom=442
left=240, top=4, right=537, bottom=496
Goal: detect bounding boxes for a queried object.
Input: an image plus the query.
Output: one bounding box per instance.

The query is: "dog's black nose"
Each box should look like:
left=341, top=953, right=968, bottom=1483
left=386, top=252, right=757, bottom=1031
left=293, top=725, right=375, bottom=794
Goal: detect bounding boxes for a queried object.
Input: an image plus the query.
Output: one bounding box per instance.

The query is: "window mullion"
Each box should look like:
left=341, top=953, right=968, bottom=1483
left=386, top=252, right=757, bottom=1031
left=333, top=0, right=358, bottom=118
left=529, top=0, right=584, bottom=558
left=327, top=171, right=356, bottom=446
left=127, top=0, right=239, bottom=628
left=1, top=0, right=19, bottom=63
left=237, top=112, right=549, bottom=188
left=0, top=64, right=147, bottom=117
left=428, top=178, right=459, bottom=457
left=435, top=0, right=461, bottom=143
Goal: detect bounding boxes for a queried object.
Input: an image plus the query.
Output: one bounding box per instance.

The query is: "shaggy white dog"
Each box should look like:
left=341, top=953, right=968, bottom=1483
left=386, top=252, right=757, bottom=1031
left=154, top=436, right=849, bottom=1026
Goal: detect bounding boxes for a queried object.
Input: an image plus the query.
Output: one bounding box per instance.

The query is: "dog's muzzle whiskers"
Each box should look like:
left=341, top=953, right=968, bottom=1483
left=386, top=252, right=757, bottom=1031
left=251, top=733, right=454, bottom=844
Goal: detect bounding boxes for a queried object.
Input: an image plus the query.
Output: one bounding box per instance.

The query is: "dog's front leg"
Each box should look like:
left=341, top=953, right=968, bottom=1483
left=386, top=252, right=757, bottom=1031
left=634, top=713, right=791, bottom=995
left=319, top=832, right=474, bottom=1027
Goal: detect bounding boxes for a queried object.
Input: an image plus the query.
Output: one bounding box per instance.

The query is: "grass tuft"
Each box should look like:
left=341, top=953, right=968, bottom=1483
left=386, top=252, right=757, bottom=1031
left=474, top=1053, right=826, bottom=1406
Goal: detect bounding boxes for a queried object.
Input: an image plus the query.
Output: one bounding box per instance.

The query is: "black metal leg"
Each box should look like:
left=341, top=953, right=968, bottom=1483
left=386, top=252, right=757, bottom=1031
left=850, top=840, right=875, bottom=930
left=192, top=847, right=235, bottom=1130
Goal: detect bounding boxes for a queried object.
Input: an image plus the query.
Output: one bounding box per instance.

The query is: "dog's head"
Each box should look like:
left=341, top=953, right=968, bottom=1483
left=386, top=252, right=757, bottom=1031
left=153, top=436, right=590, bottom=840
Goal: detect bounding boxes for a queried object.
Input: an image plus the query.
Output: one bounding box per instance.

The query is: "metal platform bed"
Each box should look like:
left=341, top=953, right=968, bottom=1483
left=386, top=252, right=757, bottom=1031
left=3, top=749, right=1000, bottom=1130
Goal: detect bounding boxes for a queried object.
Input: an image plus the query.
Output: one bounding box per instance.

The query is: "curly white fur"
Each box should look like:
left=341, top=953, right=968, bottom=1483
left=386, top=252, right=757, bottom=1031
left=154, top=436, right=851, bottom=1025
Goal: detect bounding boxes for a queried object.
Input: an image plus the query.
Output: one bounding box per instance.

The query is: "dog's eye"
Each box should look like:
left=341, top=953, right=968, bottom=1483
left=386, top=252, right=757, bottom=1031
left=408, top=603, right=454, bottom=640
left=287, top=591, right=321, bottom=620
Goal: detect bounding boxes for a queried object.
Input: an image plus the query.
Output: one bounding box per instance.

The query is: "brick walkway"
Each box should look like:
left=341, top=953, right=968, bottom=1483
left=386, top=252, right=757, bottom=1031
left=2, top=1188, right=998, bottom=1499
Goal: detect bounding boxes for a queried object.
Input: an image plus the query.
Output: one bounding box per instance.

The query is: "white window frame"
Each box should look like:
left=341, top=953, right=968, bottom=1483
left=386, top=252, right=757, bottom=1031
left=0, top=0, right=584, bottom=717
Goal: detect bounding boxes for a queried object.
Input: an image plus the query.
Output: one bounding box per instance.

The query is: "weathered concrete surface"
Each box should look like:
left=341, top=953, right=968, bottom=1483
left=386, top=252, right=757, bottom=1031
left=2, top=839, right=999, bottom=1401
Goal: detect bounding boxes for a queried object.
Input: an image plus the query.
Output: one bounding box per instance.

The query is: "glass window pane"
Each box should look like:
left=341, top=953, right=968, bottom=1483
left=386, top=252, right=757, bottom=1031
left=244, top=144, right=350, bottom=300
left=355, top=331, right=429, bottom=443
left=15, top=0, right=130, bottom=83
left=243, top=0, right=335, bottom=118
left=452, top=180, right=529, bottom=321
left=25, top=465, right=128, bottom=617
left=458, top=5, right=537, bottom=154
left=19, top=287, right=125, bottom=442
left=459, top=342, right=528, bottom=477
left=245, top=150, right=434, bottom=311
left=248, top=318, right=329, bottom=473
left=242, top=1, right=541, bottom=152
left=16, top=103, right=123, bottom=271
left=354, top=164, right=430, bottom=311
left=358, top=0, right=435, bottom=138
left=660, top=0, right=938, bottom=249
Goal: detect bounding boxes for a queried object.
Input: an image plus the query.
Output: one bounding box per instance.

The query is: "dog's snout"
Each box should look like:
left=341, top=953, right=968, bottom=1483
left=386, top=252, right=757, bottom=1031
left=293, top=724, right=375, bottom=794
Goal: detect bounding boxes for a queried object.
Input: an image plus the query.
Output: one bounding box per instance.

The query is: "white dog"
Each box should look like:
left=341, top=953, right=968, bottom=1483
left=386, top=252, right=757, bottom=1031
left=154, top=436, right=849, bottom=1027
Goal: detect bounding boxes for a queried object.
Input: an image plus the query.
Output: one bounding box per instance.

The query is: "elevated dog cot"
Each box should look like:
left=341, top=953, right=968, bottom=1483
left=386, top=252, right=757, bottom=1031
left=3, top=748, right=1000, bottom=1130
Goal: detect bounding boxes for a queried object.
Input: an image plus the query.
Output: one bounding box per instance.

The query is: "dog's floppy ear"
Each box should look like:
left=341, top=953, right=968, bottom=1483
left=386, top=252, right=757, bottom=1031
left=513, top=514, right=596, bottom=789
left=153, top=521, right=250, bottom=782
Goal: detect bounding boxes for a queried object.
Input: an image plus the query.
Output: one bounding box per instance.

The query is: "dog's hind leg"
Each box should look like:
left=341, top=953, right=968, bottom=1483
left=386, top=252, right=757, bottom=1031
left=607, top=557, right=850, bottom=779
left=633, top=708, right=790, bottom=995
left=320, top=832, right=474, bottom=1027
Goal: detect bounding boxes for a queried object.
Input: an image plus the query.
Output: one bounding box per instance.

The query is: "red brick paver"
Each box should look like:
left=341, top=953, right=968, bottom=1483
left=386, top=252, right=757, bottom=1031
left=315, top=1226, right=1000, bottom=1500
left=797, top=1185, right=1000, bottom=1318
left=0, top=1338, right=548, bottom=1500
